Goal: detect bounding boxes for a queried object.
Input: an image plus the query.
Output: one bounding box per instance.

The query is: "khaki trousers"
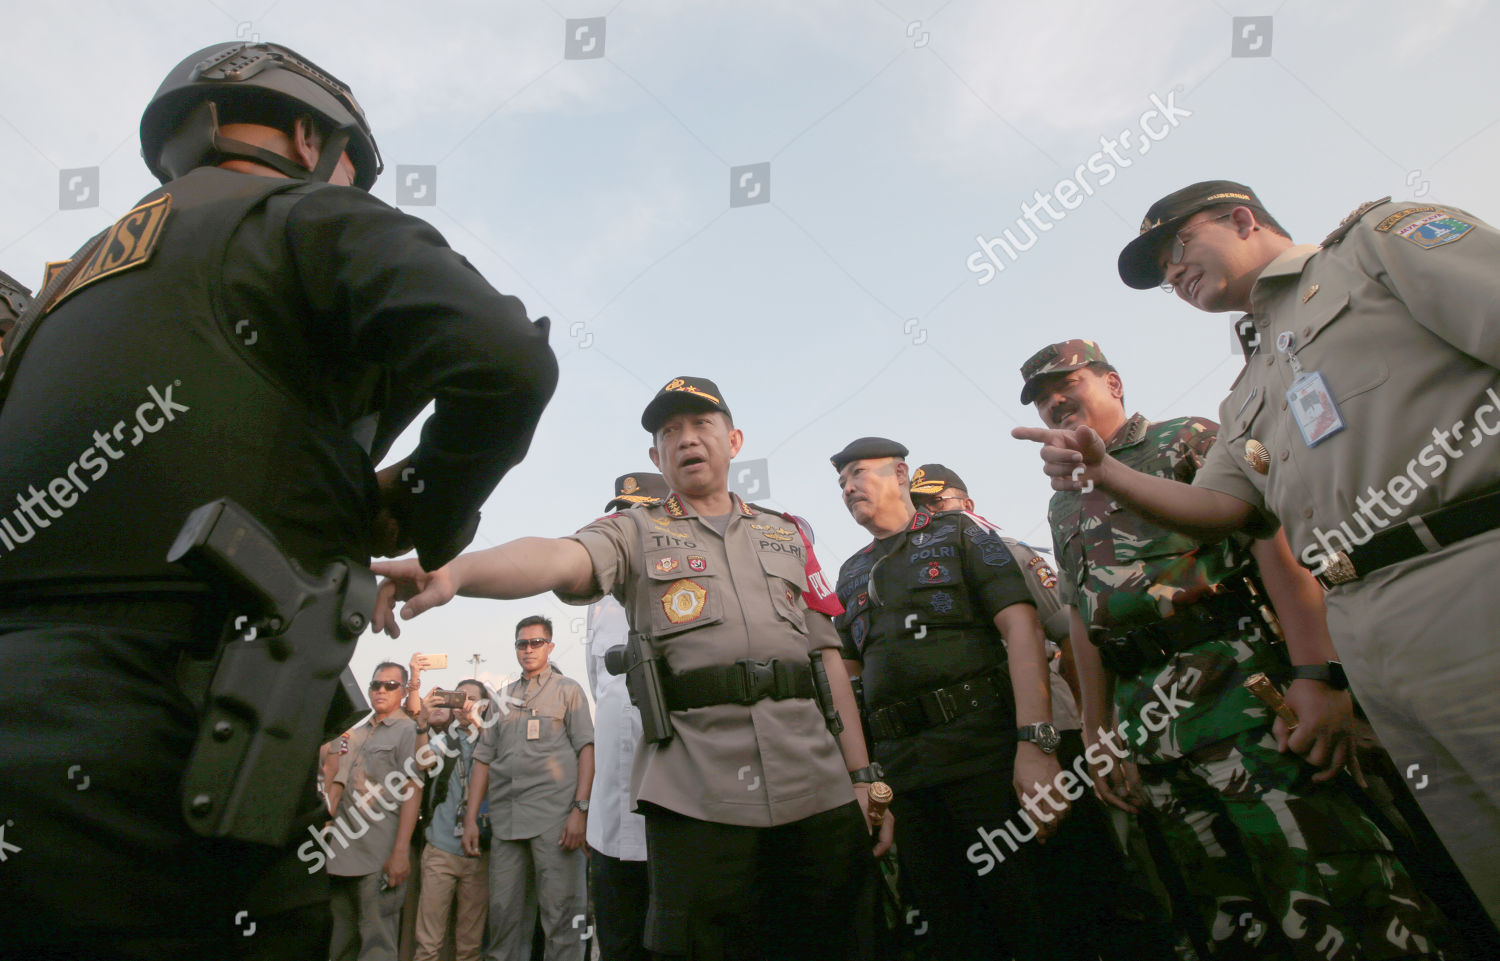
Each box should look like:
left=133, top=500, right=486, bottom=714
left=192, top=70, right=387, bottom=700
left=414, top=844, right=489, bottom=961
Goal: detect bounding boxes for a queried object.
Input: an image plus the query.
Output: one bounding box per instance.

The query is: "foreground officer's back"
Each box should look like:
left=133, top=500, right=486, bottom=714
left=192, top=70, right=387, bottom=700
left=0, top=41, right=557, bottom=961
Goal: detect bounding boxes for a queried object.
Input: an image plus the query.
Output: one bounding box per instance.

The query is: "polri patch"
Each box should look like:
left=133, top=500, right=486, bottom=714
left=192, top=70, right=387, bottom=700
left=1395, top=211, right=1474, bottom=249
left=46, top=194, right=173, bottom=313
left=661, top=578, right=707, bottom=624
left=654, top=556, right=680, bottom=575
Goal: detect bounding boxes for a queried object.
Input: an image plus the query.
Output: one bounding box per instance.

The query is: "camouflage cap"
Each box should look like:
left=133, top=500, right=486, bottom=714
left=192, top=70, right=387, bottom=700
left=604, top=471, right=669, bottom=512
left=909, top=464, right=967, bottom=497
left=1117, top=180, right=1268, bottom=289
left=1019, top=339, right=1110, bottom=404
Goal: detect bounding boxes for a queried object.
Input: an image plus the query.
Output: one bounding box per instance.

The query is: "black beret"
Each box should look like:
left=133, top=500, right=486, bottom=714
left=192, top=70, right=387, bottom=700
left=830, top=436, right=908, bottom=472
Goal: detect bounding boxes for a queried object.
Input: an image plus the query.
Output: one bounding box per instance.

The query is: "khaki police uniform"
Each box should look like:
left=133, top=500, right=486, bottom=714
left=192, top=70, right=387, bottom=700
left=1193, top=199, right=1500, bottom=919
left=563, top=492, right=852, bottom=825
left=560, top=491, right=869, bottom=958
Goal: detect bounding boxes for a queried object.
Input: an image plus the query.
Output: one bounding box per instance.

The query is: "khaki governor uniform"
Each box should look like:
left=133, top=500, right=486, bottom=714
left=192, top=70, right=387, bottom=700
left=1193, top=198, right=1500, bottom=920
left=561, top=492, right=853, bottom=824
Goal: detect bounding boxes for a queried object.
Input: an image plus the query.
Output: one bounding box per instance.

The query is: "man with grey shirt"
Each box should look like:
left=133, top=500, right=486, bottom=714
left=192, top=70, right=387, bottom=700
left=327, top=661, right=422, bottom=961
left=464, top=616, right=594, bottom=961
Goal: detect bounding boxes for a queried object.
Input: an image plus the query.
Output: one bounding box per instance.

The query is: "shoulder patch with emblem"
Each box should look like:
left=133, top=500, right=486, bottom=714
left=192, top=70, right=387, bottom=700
left=1374, top=205, right=1438, bottom=233
left=46, top=194, right=173, bottom=313
left=1320, top=196, right=1391, bottom=247
left=1394, top=211, right=1475, bottom=249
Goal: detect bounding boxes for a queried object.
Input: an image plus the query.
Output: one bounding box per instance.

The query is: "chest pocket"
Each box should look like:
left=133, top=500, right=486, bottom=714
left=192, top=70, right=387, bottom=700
left=1289, top=290, right=1388, bottom=402
left=644, top=548, right=724, bottom=638
left=756, top=548, right=808, bottom=634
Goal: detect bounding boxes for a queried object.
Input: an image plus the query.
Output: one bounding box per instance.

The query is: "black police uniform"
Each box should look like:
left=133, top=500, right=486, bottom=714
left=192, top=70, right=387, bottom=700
left=835, top=511, right=1165, bottom=961
left=0, top=166, right=556, bottom=957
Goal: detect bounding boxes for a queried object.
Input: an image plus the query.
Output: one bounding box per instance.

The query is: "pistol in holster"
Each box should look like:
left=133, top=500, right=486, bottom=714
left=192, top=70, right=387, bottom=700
left=167, top=498, right=374, bottom=847
left=604, top=631, right=675, bottom=745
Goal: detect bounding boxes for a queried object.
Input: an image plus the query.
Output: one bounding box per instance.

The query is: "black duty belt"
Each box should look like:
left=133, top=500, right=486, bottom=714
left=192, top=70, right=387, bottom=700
left=663, top=658, right=815, bottom=711
left=1094, top=590, right=1258, bottom=679
left=0, top=593, right=220, bottom=639
left=866, top=671, right=1010, bottom=741
left=1310, top=488, right=1500, bottom=589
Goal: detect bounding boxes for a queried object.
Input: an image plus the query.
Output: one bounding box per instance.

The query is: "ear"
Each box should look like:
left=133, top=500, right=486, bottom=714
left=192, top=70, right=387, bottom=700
left=727, top=427, right=745, bottom=458
left=961, top=497, right=975, bottom=514
left=894, top=460, right=909, bottom=485
left=648, top=444, right=661, bottom=469
left=290, top=117, right=321, bottom=171
left=1105, top=371, right=1125, bottom=400
left=1230, top=204, right=1259, bottom=236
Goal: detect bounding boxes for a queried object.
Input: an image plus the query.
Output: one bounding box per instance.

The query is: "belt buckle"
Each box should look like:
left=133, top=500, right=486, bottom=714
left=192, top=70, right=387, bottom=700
left=1318, top=551, right=1358, bottom=589
left=736, top=658, right=776, bottom=704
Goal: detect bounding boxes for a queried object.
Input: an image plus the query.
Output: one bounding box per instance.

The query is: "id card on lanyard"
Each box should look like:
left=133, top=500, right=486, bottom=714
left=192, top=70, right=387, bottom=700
left=1278, top=330, right=1345, bottom=447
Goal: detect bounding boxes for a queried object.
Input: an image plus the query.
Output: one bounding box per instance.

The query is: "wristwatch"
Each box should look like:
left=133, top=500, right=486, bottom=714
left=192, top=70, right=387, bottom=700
left=1016, top=722, right=1061, bottom=755
left=1290, top=661, right=1349, bottom=691
left=570, top=799, right=590, bottom=813
left=848, top=762, right=885, bottom=785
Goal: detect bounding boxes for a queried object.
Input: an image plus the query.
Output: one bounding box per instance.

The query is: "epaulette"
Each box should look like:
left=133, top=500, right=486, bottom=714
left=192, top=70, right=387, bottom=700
left=1321, top=196, right=1391, bottom=247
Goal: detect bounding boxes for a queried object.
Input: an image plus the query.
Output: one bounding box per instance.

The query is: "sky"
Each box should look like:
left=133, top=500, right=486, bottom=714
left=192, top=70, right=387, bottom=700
left=4, top=0, right=1498, bottom=705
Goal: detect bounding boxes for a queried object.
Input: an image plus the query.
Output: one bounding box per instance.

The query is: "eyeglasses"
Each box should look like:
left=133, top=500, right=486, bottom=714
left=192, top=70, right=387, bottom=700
left=1159, top=213, right=1234, bottom=292
left=369, top=680, right=403, bottom=692
left=926, top=495, right=965, bottom=509
left=515, top=638, right=551, bottom=650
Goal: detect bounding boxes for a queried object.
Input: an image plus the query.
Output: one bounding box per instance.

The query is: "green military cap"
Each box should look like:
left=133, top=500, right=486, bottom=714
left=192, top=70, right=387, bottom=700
left=1117, top=180, right=1268, bottom=290
left=641, top=375, right=732, bottom=432
left=604, top=471, right=669, bottom=512
left=1019, top=339, right=1111, bottom=404
left=830, top=437, right=908, bottom=472
left=909, top=463, right=967, bottom=497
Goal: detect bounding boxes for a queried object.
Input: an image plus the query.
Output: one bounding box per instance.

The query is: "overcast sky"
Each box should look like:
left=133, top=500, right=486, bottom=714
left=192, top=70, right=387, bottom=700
left=4, top=0, right=1497, bottom=703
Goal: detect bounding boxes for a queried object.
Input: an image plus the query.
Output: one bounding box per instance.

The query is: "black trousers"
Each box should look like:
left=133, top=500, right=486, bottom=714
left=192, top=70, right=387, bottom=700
left=890, top=737, right=1179, bottom=961
left=640, top=800, right=875, bottom=961
left=0, top=624, right=329, bottom=960
left=589, top=847, right=650, bottom=961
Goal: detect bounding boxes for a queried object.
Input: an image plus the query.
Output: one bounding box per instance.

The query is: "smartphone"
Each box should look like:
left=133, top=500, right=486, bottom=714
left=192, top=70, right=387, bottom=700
left=433, top=688, right=467, bottom=709
left=416, top=653, right=448, bottom=671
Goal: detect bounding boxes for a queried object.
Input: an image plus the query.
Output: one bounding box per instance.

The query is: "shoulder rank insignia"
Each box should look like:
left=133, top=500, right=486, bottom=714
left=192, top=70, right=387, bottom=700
left=45, top=194, right=173, bottom=314
left=1321, top=196, right=1391, bottom=247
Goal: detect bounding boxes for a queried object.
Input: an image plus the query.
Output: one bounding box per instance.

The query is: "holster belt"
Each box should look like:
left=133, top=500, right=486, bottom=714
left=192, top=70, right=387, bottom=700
left=663, top=658, right=814, bottom=711
left=0, top=593, right=220, bottom=643
left=867, top=671, right=1010, bottom=741
left=1310, top=487, right=1500, bottom=589
left=1093, top=590, right=1258, bottom=679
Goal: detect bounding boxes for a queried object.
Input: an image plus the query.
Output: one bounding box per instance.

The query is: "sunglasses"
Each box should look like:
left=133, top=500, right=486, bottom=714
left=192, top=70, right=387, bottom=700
left=368, top=680, right=404, bottom=692
left=515, top=638, right=551, bottom=650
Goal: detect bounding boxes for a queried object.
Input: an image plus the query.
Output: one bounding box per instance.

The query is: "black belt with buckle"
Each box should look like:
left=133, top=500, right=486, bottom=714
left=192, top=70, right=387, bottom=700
left=663, top=658, right=815, bottom=711
left=866, top=671, right=1012, bottom=742
left=1311, top=487, right=1500, bottom=589
left=1093, top=590, right=1258, bottom=679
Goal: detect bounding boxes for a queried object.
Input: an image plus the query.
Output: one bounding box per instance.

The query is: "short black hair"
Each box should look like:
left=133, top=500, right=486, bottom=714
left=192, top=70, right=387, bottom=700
left=515, top=615, right=553, bottom=640
left=373, top=661, right=408, bottom=685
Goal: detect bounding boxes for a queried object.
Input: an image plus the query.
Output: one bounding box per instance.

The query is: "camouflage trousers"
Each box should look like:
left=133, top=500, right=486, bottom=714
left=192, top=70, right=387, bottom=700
left=1138, top=727, right=1456, bottom=961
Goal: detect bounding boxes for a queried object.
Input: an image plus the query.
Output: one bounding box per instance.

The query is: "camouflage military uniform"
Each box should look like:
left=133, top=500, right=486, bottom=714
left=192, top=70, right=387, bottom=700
left=1050, top=413, right=1451, bottom=961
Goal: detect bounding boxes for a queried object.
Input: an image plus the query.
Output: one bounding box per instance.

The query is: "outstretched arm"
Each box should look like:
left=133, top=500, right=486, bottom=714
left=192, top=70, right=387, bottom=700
left=1011, top=426, right=1255, bottom=541
left=372, top=537, right=595, bottom=637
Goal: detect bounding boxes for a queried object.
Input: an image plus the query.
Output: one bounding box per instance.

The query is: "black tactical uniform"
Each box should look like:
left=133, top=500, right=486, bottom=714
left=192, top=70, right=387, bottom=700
left=0, top=42, right=557, bottom=961
left=834, top=498, right=1174, bottom=961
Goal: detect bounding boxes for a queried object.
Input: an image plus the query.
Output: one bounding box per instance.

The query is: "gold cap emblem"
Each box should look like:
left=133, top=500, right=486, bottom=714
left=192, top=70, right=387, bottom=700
left=1244, top=439, right=1270, bottom=474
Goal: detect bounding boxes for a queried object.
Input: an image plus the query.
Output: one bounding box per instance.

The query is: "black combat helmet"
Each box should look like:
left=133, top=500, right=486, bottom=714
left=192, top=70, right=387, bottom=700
left=140, top=41, right=383, bottom=190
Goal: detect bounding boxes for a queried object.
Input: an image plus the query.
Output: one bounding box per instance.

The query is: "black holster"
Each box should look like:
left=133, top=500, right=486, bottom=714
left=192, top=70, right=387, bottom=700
left=167, top=498, right=374, bottom=847
left=604, top=631, right=674, bottom=745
